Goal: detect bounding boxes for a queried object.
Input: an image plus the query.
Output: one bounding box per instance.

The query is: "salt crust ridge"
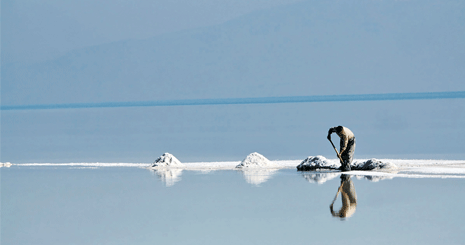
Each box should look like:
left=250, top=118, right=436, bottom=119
left=9, top=159, right=465, bottom=180
left=297, top=156, right=398, bottom=171
left=352, top=159, right=398, bottom=171
left=150, top=153, right=185, bottom=168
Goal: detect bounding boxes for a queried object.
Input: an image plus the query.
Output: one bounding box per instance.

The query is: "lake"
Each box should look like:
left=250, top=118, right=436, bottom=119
left=2, top=166, right=464, bottom=245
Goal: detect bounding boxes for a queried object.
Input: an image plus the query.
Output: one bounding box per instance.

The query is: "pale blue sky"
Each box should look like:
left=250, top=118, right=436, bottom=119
left=2, top=0, right=303, bottom=64
left=2, top=0, right=464, bottom=163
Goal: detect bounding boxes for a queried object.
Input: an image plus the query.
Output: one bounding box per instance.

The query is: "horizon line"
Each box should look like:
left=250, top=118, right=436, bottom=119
left=2, top=91, right=464, bottom=111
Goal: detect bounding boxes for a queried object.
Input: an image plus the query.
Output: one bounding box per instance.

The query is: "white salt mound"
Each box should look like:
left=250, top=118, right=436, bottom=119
left=296, top=156, right=339, bottom=171
left=353, top=159, right=397, bottom=171
left=150, top=153, right=184, bottom=168
left=0, top=162, right=12, bottom=168
left=236, top=152, right=275, bottom=168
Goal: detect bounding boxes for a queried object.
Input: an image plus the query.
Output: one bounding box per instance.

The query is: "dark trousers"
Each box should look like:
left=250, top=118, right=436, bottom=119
left=341, top=138, right=356, bottom=171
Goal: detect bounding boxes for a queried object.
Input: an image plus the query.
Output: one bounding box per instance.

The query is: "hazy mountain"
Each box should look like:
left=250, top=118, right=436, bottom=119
left=2, top=0, right=464, bottom=163
left=1, top=0, right=304, bottom=65
left=3, top=0, right=464, bottom=105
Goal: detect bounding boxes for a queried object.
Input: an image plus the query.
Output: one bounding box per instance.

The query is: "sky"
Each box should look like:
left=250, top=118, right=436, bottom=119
left=1, top=0, right=464, bottom=163
left=2, top=0, right=303, bottom=64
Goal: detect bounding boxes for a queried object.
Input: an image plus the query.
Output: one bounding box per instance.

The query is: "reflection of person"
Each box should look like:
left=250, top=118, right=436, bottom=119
left=330, top=174, right=357, bottom=218
left=327, top=126, right=356, bottom=171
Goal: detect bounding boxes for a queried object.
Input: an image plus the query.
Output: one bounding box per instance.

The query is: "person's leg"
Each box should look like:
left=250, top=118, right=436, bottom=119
left=341, top=157, right=351, bottom=171
left=341, top=138, right=356, bottom=171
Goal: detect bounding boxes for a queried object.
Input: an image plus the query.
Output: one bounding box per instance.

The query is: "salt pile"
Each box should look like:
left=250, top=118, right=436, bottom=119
left=150, top=153, right=184, bottom=168
left=297, top=157, right=397, bottom=171
left=296, top=156, right=339, bottom=171
left=235, top=152, right=276, bottom=168
left=0, top=162, right=12, bottom=168
left=352, top=159, right=397, bottom=171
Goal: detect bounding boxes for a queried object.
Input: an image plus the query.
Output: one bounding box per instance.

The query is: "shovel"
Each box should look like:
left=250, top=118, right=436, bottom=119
left=328, top=137, right=344, bottom=165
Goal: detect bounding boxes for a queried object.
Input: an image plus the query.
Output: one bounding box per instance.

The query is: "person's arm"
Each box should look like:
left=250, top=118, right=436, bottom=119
left=327, top=127, right=336, bottom=140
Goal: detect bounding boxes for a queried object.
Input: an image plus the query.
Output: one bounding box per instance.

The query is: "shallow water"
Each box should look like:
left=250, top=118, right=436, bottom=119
left=2, top=166, right=464, bottom=245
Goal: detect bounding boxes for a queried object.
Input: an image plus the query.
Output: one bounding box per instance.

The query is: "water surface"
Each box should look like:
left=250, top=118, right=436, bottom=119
left=2, top=166, right=464, bottom=244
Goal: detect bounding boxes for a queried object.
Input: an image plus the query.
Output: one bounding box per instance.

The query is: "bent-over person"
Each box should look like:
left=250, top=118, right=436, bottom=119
left=327, top=125, right=356, bottom=171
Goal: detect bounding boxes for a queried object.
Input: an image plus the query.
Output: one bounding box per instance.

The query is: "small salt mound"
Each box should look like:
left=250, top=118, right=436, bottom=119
left=296, top=156, right=340, bottom=171
left=352, top=159, right=397, bottom=171
left=150, top=153, right=184, bottom=168
left=236, top=152, right=275, bottom=168
left=0, top=162, right=12, bottom=168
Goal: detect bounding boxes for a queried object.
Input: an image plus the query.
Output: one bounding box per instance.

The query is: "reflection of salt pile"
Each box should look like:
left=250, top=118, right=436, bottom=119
left=150, top=153, right=185, bottom=168
left=240, top=169, right=279, bottom=185
left=236, top=152, right=276, bottom=168
left=0, top=162, right=12, bottom=168
left=151, top=169, right=183, bottom=187
left=352, top=159, right=397, bottom=171
left=355, top=175, right=395, bottom=182
left=235, top=153, right=278, bottom=185
left=296, top=156, right=339, bottom=171
left=302, top=172, right=340, bottom=184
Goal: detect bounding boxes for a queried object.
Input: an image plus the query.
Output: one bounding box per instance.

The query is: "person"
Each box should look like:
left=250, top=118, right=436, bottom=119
left=327, top=125, right=356, bottom=171
left=330, top=174, right=357, bottom=219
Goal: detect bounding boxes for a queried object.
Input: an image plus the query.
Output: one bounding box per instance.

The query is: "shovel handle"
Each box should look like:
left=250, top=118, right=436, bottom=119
left=328, top=138, right=344, bottom=164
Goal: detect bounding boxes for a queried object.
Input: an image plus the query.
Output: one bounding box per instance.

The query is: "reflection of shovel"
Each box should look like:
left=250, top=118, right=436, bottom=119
left=330, top=186, right=342, bottom=206
left=328, top=137, right=344, bottom=165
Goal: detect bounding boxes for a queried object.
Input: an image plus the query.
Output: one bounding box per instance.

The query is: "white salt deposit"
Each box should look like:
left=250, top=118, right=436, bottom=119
left=150, top=153, right=184, bottom=168
left=0, top=162, right=12, bottom=168
left=15, top=162, right=147, bottom=167
left=7, top=158, right=465, bottom=181
left=296, top=156, right=340, bottom=171
left=352, top=159, right=398, bottom=171
left=296, top=157, right=398, bottom=172
left=182, top=161, right=240, bottom=170
left=235, top=152, right=277, bottom=168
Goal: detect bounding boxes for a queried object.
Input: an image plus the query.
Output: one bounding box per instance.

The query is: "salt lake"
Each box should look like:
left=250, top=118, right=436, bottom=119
left=2, top=164, right=464, bottom=245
